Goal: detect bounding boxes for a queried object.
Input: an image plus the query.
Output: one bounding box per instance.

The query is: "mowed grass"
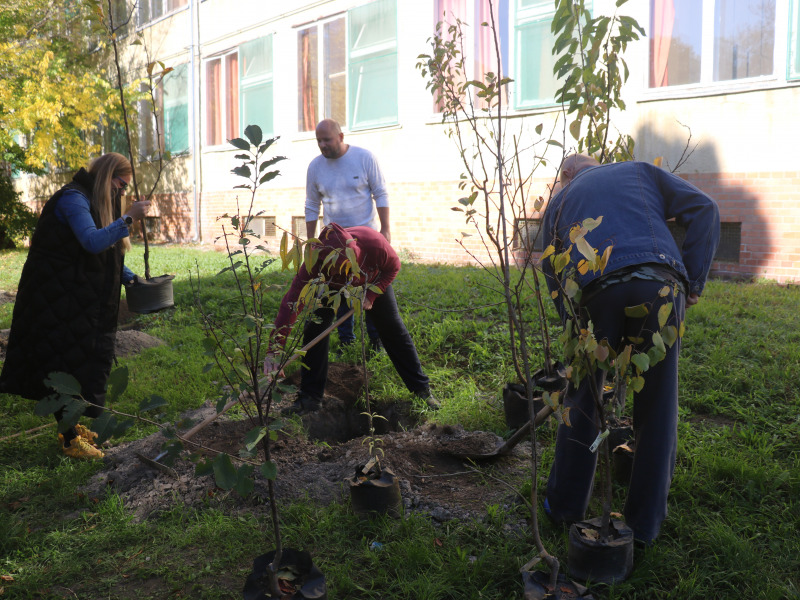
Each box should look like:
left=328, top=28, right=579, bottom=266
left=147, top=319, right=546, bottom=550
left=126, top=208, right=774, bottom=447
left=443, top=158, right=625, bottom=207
left=1, top=245, right=798, bottom=599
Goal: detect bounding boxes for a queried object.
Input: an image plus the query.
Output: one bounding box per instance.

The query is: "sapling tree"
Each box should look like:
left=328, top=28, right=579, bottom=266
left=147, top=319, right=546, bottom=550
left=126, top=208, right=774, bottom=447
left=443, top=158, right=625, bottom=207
left=417, top=3, right=567, bottom=585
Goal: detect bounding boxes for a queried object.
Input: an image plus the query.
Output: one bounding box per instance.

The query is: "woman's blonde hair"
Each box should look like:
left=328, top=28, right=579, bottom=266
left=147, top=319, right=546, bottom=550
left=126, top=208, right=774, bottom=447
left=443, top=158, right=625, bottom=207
left=88, top=152, right=133, bottom=253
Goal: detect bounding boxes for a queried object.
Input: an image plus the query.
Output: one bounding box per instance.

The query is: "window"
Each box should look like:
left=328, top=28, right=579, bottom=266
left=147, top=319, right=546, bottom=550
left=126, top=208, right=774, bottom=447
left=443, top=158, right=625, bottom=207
left=248, top=216, right=277, bottom=238
left=110, top=0, right=131, bottom=37
left=292, top=216, right=306, bottom=239
left=668, top=220, right=741, bottom=262
left=240, top=36, right=274, bottom=137
left=514, top=0, right=560, bottom=108
left=163, top=63, right=189, bottom=155
left=297, top=0, right=397, bottom=132
left=348, top=0, right=398, bottom=129
left=431, top=0, right=561, bottom=111
left=137, top=63, right=189, bottom=158
left=298, top=18, right=347, bottom=131
left=139, top=0, right=188, bottom=27
left=205, top=52, right=239, bottom=146
left=650, top=0, right=777, bottom=88
left=513, top=218, right=544, bottom=252
left=790, top=0, right=800, bottom=79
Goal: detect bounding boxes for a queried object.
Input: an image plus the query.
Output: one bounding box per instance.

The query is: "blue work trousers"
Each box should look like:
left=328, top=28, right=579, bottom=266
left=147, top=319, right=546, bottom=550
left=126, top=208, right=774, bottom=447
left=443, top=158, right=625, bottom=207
left=545, top=278, right=686, bottom=543
left=336, top=302, right=379, bottom=343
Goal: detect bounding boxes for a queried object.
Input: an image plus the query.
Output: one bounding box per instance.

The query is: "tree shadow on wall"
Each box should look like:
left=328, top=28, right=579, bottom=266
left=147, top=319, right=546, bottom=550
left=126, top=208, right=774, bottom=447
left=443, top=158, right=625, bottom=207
left=632, top=122, right=773, bottom=281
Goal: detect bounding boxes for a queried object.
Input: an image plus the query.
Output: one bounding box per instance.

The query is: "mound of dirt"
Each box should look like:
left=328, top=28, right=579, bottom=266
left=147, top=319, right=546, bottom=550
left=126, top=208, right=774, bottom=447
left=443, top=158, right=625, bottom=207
left=80, top=362, right=537, bottom=527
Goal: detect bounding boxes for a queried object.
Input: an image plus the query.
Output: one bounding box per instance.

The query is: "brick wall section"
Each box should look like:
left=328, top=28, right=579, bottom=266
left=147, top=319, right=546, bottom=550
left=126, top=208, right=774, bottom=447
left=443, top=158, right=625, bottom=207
left=683, top=172, right=800, bottom=284
left=161, top=171, right=800, bottom=284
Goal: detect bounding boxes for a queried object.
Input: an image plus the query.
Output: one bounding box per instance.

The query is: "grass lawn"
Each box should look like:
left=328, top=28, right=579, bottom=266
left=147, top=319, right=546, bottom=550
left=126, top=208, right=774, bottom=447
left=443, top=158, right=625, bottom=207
left=1, top=244, right=798, bottom=599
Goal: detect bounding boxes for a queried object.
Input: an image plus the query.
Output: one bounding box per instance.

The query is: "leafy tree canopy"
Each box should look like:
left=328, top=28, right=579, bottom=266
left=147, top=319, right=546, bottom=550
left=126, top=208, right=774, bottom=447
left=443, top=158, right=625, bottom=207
left=0, top=0, right=119, bottom=173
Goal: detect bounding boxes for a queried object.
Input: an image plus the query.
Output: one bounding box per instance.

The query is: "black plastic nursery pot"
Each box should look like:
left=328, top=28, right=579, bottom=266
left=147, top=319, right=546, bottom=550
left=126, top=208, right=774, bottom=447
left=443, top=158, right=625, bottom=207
left=567, top=517, right=634, bottom=585
left=243, top=548, right=327, bottom=600
left=522, top=569, right=595, bottom=600
left=502, top=383, right=545, bottom=431
left=348, top=465, right=402, bottom=518
left=125, top=274, right=175, bottom=314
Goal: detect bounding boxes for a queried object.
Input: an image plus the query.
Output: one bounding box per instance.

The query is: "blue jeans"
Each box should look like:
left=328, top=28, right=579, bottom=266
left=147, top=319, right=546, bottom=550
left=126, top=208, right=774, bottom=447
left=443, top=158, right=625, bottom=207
left=545, top=278, right=686, bottom=543
left=336, top=302, right=379, bottom=343
left=301, top=284, right=429, bottom=399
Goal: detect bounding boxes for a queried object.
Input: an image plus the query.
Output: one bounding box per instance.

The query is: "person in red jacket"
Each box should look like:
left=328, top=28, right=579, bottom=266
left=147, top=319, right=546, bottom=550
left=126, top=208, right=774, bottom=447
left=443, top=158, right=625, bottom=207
left=264, top=223, right=437, bottom=413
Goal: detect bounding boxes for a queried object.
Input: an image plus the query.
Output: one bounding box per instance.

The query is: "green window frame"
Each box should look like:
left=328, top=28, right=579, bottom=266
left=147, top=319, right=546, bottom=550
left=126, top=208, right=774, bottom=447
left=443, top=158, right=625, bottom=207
left=790, top=0, right=800, bottom=80
left=240, top=36, right=274, bottom=137
left=163, top=63, right=189, bottom=155
left=347, top=0, right=398, bottom=130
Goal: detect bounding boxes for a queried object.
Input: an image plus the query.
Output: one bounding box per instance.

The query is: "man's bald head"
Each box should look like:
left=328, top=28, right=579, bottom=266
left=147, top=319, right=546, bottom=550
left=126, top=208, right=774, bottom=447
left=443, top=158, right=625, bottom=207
left=315, top=119, right=347, bottom=159
left=560, top=154, right=600, bottom=186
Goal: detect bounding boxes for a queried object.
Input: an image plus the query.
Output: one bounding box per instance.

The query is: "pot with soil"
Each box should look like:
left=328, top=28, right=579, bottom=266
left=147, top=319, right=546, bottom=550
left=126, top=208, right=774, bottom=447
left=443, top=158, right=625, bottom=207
left=348, top=457, right=401, bottom=518
left=243, top=548, right=327, bottom=600
left=502, top=383, right=545, bottom=431
left=567, top=517, right=634, bottom=585
left=126, top=274, right=175, bottom=313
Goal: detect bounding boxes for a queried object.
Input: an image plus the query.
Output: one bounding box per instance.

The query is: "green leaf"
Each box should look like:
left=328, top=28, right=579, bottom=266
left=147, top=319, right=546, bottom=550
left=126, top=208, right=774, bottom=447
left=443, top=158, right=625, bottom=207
left=564, top=278, right=580, bottom=299
left=244, top=425, right=267, bottom=451
left=45, top=372, right=82, bottom=396
left=624, top=304, right=649, bottom=318
left=658, top=302, right=673, bottom=329
left=652, top=331, right=666, bottom=355
left=631, top=353, right=650, bottom=373
left=106, top=366, right=129, bottom=402
left=228, top=137, right=250, bottom=151
left=259, top=170, right=280, bottom=185
left=260, top=460, right=278, bottom=480
left=662, top=324, right=678, bottom=347
left=92, top=412, right=117, bottom=445
left=243, top=124, right=262, bottom=147
left=234, top=464, right=255, bottom=497
left=232, top=165, right=251, bottom=178
left=630, top=375, right=645, bottom=393
left=213, top=454, right=237, bottom=490
left=34, top=394, right=66, bottom=417
left=195, top=459, right=214, bottom=477
left=139, top=394, right=168, bottom=413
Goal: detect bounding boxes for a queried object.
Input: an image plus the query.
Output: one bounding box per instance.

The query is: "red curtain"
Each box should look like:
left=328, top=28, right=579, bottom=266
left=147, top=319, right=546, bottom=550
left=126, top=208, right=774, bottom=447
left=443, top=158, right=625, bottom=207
left=225, top=53, right=239, bottom=141
left=475, top=0, right=507, bottom=108
left=433, top=0, right=467, bottom=112
left=205, top=59, right=221, bottom=145
left=650, top=0, right=675, bottom=87
left=299, top=30, right=317, bottom=132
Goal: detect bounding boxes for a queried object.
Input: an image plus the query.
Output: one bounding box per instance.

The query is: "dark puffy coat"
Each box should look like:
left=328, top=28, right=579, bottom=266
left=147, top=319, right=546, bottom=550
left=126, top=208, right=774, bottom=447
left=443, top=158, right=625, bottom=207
left=0, top=168, right=123, bottom=415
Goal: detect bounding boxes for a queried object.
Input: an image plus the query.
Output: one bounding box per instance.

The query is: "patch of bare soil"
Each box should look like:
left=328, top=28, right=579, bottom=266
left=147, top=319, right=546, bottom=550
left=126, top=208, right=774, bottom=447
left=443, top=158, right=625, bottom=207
left=81, top=362, right=535, bottom=527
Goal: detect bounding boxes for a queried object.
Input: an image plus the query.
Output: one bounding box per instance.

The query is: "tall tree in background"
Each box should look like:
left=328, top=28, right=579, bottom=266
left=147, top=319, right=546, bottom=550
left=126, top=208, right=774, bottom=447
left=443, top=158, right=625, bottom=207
left=0, top=0, right=117, bottom=173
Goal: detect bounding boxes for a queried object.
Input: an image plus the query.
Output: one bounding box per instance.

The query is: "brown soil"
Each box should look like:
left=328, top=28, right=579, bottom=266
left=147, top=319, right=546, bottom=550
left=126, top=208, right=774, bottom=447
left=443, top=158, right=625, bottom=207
left=82, top=360, right=536, bottom=526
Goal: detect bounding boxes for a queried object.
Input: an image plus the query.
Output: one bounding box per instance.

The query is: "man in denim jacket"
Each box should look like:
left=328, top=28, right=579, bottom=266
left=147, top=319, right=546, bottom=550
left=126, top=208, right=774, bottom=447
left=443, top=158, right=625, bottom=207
left=541, top=155, right=720, bottom=545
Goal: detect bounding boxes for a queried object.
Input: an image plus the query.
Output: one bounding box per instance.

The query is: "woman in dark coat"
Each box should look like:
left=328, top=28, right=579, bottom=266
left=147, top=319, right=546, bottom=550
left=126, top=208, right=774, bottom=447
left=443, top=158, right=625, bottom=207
left=0, top=153, right=151, bottom=459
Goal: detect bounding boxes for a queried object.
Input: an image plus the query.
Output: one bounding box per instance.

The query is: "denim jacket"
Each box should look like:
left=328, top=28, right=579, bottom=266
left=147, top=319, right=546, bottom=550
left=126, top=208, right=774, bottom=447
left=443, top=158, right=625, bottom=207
left=542, top=161, right=720, bottom=305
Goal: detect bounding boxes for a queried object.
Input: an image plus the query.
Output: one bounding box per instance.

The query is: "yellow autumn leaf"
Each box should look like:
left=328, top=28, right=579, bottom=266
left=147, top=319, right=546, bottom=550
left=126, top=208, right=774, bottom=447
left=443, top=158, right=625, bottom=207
left=658, top=302, right=673, bottom=329
left=540, top=244, right=556, bottom=262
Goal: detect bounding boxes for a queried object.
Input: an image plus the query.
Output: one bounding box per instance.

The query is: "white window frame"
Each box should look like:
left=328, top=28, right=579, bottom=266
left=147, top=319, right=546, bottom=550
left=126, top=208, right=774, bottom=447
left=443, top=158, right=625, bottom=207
left=641, top=0, right=794, bottom=101
left=203, top=49, right=239, bottom=149
left=297, top=14, right=347, bottom=132
left=138, top=0, right=188, bottom=28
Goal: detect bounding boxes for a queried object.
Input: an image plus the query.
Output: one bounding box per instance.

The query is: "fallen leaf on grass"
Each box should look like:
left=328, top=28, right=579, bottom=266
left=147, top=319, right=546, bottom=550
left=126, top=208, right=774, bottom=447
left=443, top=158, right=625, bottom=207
left=0, top=576, right=12, bottom=582
left=434, top=538, right=443, bottom=547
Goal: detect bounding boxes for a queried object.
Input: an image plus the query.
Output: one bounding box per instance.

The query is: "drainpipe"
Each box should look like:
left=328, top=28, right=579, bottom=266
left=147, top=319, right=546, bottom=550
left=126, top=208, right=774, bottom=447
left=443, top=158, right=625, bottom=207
left=189, top=0, right=201, bottom=241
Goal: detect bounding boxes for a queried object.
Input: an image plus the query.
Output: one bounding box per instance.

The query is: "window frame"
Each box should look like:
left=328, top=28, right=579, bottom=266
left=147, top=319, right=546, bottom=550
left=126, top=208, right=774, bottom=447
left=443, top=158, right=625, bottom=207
left=204, top=50, right=239, bottom=148
left=347, top=0, right=399, bottom=130
left=297, top=15, right=347, bottom=132
left=240, top=35, right=275, bottom=138
left=789, top=0, right=800, bottom=79
left=138, top=0, right=188, bottom=28
left=643, top=0, right=795, bottom=99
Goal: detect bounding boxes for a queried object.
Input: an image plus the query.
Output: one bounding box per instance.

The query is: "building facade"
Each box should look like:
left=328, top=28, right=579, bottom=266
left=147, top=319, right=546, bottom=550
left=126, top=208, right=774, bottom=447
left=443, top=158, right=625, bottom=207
left=19, top=0, right=800, bottom=283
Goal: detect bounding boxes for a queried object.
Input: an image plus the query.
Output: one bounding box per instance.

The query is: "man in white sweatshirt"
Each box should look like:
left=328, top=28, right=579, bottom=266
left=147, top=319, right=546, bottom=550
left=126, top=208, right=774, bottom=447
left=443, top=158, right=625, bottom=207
left=305, top=119, right=390, bottom=351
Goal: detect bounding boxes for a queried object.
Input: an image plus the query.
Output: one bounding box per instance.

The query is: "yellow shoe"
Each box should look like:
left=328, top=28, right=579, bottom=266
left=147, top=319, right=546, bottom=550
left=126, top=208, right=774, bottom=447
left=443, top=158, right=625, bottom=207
left=59, top=434, right=105, bottom=460
left=74, top=423, right=99, bottom=446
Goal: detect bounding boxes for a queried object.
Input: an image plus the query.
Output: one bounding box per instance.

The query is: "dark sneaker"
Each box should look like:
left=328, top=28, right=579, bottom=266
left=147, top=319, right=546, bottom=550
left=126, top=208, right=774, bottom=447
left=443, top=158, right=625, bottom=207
left=282, top=393, right=322, bottom=415
left=414, top=387, right=441, bottom=410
